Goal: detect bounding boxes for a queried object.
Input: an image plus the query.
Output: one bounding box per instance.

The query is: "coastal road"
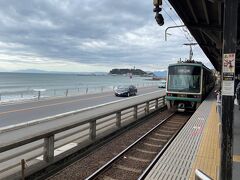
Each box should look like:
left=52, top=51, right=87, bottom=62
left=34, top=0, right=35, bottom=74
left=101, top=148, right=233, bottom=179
left=0, top=86, right=164, bottom=127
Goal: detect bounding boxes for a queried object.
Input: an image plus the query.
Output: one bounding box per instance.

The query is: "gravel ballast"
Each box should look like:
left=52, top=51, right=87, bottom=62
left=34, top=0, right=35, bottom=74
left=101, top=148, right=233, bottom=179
left=49, top=110, right=173, bottom=180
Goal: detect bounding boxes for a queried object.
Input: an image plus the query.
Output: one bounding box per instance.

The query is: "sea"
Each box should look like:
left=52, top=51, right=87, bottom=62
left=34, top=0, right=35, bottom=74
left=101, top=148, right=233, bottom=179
left=0, top=72, right=158, bottom=102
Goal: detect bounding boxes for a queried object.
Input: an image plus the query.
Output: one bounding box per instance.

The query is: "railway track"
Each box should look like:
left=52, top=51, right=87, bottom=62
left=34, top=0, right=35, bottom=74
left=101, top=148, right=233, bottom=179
left=85, top=112, right=191, bottom=180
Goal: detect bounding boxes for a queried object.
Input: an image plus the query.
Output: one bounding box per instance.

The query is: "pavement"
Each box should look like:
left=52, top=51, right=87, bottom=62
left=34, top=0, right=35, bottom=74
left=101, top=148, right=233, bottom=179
left=0, top=86, right=161, bottom=128
left=144, top=90, right=217, bottom=180
left=233, top=102, right=240, bottom=180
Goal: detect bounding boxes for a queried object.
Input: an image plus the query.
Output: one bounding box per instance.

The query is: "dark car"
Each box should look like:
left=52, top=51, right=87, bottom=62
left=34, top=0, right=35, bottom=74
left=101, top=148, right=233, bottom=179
left=114, top=85, right=137, bottom=97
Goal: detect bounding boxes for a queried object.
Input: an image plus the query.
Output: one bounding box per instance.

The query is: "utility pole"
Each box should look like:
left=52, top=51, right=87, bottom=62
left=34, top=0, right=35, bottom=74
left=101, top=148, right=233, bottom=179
left=183, top=43, right=197, bottom=61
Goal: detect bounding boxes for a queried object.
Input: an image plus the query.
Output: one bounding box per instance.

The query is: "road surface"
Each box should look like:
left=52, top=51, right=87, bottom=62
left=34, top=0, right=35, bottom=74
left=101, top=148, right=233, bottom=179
left=0, top=86, right=163, bottom=127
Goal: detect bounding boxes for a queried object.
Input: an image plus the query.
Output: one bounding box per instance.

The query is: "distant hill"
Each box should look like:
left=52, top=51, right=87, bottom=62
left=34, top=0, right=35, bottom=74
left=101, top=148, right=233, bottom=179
left=13, top=69, right=108, bottom=75
left=14, top=69, right=49, bottom=73
left=153, top=70, right=167, bottom=77
left=109, top=69, right=148, bottom=76
left=77, top=72, right=108, bottom=76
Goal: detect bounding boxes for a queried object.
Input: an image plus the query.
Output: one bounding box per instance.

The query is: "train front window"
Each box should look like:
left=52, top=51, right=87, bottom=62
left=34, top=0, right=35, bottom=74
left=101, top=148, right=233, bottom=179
left=168, top=66, right=201, bottom=93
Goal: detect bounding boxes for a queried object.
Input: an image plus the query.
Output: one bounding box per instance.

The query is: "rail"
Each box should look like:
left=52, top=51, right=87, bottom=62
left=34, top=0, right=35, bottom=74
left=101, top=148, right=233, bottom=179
left=85, top=112, right=176, bottom=180
left=0, top=91, right=166, bottom=179
left=138, top=113, right=190, bottom=180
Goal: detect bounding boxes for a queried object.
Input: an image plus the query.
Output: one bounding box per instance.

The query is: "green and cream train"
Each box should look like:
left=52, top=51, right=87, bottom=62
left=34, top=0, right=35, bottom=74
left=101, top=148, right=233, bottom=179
left=166, top=61, right=215, bottom=111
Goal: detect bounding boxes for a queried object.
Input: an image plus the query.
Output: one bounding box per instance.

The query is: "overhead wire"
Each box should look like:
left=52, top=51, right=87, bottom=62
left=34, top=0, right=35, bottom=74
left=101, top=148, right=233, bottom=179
left=163, top=0, right=193, bottom=42
left=162, top=8, right=191, bottom=42
left=162, top=0, right=202, bottom=61
left=191, top=42, right=208, bottom=62
left=163, top=0, right=183, bottom=26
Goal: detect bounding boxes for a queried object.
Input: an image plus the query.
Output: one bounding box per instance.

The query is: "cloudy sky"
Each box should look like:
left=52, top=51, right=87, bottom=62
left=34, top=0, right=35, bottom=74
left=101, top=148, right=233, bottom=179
left=0, top=0, right=213, bottom=72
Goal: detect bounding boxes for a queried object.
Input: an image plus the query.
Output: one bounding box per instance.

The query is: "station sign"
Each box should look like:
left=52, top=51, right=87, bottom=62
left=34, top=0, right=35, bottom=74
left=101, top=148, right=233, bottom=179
left=222, top=53, right=235, bottom=96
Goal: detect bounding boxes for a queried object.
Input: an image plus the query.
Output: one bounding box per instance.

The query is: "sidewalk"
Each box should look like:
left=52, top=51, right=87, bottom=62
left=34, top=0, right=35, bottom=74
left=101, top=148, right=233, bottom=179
left=233, top=103, right=240, bottom=180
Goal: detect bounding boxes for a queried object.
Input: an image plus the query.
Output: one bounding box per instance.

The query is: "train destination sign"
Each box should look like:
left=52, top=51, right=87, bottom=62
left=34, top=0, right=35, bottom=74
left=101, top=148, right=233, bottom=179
left=178, top=69, right=191, bottom=74
left=222, top=53, right=235, bottom=96
left=169, top=66, right=201, bottom=75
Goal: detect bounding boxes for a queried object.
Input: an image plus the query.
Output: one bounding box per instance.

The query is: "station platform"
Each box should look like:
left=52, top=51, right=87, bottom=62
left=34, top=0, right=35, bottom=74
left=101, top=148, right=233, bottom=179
left=233, top=100, right=240, bottom=180
left=145, top=92, right=240, bottom=180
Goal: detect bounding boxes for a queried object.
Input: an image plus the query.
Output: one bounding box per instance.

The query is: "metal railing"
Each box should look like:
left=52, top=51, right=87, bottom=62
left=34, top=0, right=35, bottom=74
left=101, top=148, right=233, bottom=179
left=0, top=92, right=166, bottom=179
left=0, top=82, right=161, bottom=102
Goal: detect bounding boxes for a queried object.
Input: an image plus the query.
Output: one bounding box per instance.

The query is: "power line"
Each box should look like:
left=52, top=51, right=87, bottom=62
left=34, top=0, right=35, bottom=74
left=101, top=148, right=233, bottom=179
left=163, top=0, right=193, bottom=42
left=163, top=0, right=183, bottom=25
left=162, top=8, right=191, bottom=42
left=162, top=8, right=178, bottom=26
left=193, top=45, right=207, bottom=59
left=182, top=27, right=194, bottom=41
left=168, top=33, right=193, bottom=39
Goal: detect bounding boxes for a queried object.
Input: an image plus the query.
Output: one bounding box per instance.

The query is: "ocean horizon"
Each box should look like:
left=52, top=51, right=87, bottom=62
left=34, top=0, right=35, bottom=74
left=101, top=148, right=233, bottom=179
left=0, top=72, right=157, bottom=102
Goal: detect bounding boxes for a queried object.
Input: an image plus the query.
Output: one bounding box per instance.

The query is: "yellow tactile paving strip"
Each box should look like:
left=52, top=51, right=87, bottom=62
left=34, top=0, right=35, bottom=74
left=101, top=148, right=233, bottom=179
left=189, top=103, right=220, bottom=180
left=233, top=155, right=240, bottom=162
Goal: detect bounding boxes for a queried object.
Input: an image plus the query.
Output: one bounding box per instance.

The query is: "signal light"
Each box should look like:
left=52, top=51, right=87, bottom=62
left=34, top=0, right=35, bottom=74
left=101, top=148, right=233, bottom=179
left=153, top=0, right=164, bottom=26
left=155, top=13, right=164, bottom=26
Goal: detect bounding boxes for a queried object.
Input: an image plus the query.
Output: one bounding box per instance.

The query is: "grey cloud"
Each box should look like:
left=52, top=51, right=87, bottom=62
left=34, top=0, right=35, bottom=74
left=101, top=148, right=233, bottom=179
left=0, top=0, right=211, bottom=71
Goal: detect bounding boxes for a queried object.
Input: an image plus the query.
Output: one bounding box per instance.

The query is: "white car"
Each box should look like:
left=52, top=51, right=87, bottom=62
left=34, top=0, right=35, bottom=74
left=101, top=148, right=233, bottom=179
left=158, top=81, right=166, bottom=88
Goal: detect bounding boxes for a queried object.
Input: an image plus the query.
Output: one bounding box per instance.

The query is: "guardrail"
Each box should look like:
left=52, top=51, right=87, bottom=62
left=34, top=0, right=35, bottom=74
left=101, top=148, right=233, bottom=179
left=0, top=92, right=166, bottom=179
left=0, top=82, right=161, bottom=102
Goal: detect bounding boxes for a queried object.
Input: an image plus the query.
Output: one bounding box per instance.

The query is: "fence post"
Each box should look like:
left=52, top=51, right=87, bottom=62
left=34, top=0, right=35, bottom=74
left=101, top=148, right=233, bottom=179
left=43, top=135, right=54, bottom=162
left=155, top=99, right=158, bottom=109
left=145, top=101, right=149, bottom=114
left=21, top=159, right=26, bottom=180
left=65, top=89, right=68, bottom=96
left=38, top=91, right=41, bottom=100
left=134, top=106, right=138, bottom=120
left=89, top=120, right=96, bottom=141
left=86, top=87, right=88, bottom=94
left=116, top=111, right=121, bottom=128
